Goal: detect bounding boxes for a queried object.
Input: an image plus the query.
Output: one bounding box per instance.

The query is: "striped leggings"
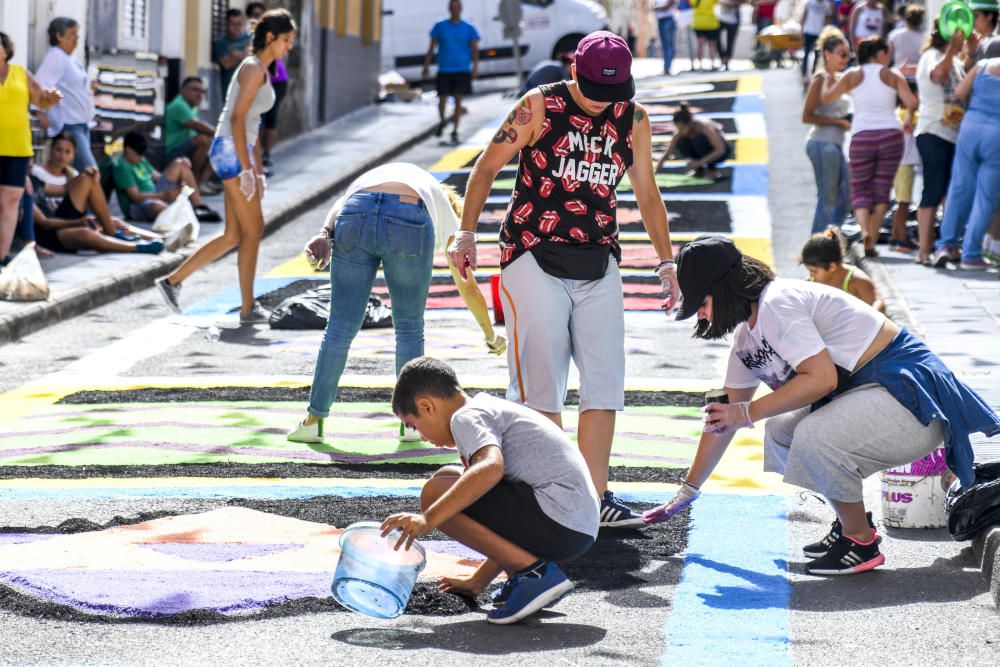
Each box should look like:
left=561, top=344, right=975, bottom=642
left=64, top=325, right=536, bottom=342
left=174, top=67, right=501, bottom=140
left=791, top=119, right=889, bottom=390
left=848, top=128, right=903, bottom=210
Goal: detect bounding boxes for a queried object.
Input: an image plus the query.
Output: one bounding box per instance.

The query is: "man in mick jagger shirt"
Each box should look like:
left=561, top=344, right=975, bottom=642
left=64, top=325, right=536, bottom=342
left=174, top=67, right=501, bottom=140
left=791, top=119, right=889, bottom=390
left=448, top=31, right=681, bottom=528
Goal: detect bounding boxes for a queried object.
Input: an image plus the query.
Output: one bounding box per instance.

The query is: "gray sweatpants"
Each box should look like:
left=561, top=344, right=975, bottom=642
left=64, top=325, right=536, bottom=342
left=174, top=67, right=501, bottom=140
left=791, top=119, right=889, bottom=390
left=763, top=384, right=944, bottom=503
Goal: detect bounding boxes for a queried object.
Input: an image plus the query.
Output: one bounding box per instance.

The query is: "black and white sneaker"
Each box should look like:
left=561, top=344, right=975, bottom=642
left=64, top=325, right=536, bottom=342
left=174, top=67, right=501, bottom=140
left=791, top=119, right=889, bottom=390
left=804, top=532, right=884, bottom=576
left=599, top=491, right=645, bottom=528
left=239, top=302, right=271, bottom=325
left=155, top=276, right=182, bottom=314
left=802, top=511, right=879, bottom=558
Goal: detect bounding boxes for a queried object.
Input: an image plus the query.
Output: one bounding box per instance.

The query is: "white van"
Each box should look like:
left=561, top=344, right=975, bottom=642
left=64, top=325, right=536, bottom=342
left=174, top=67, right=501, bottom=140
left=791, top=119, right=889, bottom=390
left=382, top=0, right=607, bottom=80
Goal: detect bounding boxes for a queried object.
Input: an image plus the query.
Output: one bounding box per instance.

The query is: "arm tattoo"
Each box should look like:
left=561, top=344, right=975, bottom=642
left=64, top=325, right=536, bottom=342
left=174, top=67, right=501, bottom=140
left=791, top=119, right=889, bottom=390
left=634, top=107, right=646, bottom=122
left=513, top=98, right=532, bottom=125
left=493, top=127, right=508, bottom=144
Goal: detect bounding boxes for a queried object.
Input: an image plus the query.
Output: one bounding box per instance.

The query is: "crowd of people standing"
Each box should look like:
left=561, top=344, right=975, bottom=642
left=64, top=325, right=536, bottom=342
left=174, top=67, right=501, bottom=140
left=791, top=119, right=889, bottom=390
left=802, top=1, right=1000, bottom=271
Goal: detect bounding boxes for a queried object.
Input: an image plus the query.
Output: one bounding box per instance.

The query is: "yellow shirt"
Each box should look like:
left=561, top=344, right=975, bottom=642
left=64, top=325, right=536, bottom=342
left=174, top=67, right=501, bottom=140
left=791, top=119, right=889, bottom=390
left=692, top=0, right=721, bottom=30
left=0, top=64, right=32, bottom=157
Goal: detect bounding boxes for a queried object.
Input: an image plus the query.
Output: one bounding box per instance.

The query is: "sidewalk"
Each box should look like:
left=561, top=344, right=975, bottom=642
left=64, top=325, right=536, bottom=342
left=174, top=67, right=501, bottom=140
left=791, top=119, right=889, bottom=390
left=859, top=242, right=1000, bottom=609
left=0, top=98, right=456, bottom=345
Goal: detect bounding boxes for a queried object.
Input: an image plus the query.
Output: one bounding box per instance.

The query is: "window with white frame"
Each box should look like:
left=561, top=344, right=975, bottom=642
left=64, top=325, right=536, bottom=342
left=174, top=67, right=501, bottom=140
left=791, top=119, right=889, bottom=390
left=119, top=0, right=149, bottom=51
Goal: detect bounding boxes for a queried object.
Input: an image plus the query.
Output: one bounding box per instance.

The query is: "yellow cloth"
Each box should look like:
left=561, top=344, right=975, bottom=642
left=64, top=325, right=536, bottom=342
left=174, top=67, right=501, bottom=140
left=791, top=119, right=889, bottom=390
left=0, top=65, right=33, bottom=157
left=692, top=0, right=721, bottom=30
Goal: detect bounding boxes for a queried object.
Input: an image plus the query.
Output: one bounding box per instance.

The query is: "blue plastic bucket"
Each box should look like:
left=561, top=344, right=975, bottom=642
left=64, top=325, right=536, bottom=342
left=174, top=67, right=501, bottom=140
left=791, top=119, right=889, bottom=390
left=331, top=521, right=427, bottom=619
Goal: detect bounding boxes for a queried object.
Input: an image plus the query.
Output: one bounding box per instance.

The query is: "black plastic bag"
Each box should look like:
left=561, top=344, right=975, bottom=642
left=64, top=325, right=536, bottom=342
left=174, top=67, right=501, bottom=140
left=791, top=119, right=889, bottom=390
left=946, top=460, right=1000, bottom=541
left=268, top=284, right=393, bottom=330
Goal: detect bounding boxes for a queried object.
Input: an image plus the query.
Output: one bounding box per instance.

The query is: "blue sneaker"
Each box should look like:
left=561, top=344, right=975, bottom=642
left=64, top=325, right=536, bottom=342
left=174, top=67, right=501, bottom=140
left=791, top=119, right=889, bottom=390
left=114, top=228, right=141, bottom=242
left=600, top=490, right=645, bottom=527
left=489, top=578, right=516, bottom=607
left=486, top=562, right=574, bottom=625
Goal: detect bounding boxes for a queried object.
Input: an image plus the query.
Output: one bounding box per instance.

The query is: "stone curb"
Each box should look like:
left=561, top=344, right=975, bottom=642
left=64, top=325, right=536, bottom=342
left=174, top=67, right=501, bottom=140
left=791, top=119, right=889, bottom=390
left=852, top=244, right=924, bottom=339
left=0, top=114, right=444, bottom=347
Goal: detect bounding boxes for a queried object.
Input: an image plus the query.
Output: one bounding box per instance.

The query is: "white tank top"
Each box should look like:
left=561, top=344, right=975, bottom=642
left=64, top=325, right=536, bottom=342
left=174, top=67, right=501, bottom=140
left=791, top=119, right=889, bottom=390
left=854, top=5, right=884, bottom=41
left=851, top=64, right=900, bottom=132
left=215, top=57, right=276, bottom=147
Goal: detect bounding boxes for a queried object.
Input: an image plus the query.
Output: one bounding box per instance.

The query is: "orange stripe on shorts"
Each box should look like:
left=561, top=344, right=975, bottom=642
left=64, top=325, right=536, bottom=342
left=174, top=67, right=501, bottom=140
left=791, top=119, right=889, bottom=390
left=499, top=275, right=525, bottom=403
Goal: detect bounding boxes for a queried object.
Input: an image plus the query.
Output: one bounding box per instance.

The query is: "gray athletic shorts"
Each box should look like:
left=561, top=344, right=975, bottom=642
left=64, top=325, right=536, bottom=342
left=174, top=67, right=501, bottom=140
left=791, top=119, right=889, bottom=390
left=763, top=383, right=944, bottom=503
left=498, top=251, right=625, bottom=413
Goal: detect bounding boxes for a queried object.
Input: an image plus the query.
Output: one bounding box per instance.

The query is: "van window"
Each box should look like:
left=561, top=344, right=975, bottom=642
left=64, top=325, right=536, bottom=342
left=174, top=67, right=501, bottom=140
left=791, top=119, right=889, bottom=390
left=522, top=0, right=555, bottom=6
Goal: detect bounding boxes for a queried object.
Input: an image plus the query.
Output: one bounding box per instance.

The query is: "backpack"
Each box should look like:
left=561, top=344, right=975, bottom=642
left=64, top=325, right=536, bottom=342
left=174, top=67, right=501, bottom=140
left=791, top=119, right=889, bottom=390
left=947, top=460, right=1000, bottom=541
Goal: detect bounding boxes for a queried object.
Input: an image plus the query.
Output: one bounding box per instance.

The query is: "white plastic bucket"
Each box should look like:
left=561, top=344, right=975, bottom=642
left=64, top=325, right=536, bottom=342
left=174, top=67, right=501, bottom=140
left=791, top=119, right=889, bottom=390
left=880, top=447, right=954, bottom=528
left=331, top=521, right=426, bottom=619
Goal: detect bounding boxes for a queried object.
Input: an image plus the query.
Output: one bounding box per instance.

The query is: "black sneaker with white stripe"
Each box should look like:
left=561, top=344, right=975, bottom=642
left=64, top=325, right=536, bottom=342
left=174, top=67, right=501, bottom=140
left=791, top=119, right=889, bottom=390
left=599, top=491, right=645, bottom=528
left=802, top=511, right=879, bottom=558
left=804, top=532, right=884, bottom=576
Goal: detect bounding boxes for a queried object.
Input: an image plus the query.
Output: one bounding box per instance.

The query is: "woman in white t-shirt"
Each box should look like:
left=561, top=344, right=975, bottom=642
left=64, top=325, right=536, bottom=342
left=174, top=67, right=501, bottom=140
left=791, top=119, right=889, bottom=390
left=914, top=24, right=965, bottom=264
left=644, top=235, right=999, bottom=576
left=287, top=163, right=507, bottom=444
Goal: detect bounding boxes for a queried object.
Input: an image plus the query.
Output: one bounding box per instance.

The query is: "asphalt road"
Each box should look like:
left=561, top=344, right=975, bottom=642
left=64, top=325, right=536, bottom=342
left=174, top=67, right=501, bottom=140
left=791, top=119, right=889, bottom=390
left=1, top=68, right=998, bottom=666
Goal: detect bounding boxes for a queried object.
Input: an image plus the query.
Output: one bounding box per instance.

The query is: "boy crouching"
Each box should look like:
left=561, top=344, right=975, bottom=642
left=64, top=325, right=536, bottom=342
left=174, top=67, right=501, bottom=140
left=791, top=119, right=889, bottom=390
left=380, top=357, right=599, bottom=624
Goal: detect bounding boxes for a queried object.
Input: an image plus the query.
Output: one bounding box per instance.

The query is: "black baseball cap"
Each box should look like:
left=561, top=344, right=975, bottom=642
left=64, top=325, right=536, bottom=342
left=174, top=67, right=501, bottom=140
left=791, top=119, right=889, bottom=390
left=675, top=235, right=744, bottom=320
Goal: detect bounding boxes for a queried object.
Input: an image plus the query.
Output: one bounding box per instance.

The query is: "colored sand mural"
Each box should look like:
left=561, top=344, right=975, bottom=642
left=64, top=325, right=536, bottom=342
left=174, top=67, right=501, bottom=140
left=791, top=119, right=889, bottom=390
left=0, top=507, right=482, bottom=617
left=0, top=399, right=700, bottom=468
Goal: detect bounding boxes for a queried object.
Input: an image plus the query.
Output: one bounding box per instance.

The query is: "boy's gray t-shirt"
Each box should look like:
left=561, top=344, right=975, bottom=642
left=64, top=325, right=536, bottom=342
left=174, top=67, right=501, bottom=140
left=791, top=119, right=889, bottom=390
left=449, top=393, right=600, bottom=538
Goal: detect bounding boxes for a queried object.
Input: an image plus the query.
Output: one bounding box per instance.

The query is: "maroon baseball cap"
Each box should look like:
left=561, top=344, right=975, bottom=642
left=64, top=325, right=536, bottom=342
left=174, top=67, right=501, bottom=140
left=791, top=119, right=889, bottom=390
left=574, top=31, right=635, bottom=102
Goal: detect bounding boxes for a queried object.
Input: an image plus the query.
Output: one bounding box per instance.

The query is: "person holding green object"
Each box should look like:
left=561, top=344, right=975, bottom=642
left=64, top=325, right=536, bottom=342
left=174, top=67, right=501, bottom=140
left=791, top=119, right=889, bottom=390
left=963, top=0, right=1000, bottom=63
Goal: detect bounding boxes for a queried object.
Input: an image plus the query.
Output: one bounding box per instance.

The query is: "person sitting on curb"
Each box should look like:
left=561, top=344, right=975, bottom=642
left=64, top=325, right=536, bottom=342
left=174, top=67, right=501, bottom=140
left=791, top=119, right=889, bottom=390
left=112, top=131, right=217, bottom=224
left=163, top=76, right=221, bottom=195
left=800, top=225, right=884, bottom=312
left=644, top=235, right=999, bottom=576
left=31, top=199, right=192, bottom=256
left=288, top=162, right=507, bottom=446
left=656, top=103, right=733, bottom=180
left=380, top=356, right=598, bottom=625
left=31, top=133, right=159, bottom=244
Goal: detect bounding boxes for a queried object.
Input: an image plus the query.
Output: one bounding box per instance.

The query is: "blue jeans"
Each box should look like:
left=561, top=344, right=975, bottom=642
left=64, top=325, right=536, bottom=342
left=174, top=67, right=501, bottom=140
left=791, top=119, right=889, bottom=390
left=308, top=191, right=435, bottom=418
left=62, top=123, right=97, bottom=171
left=935, top=111, right=1000, bottom=261
left=209, top=136, right=255, bottom=181
left=658, top=17, right=677, bottom=74
left=806, top=138, right=850, bottom=233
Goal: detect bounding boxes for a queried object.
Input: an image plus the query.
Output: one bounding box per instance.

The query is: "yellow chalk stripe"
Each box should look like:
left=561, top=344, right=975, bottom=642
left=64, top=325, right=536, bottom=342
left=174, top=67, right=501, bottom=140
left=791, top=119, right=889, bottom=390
left=266, top=253, right=325, bottom=277
left=269, top=237, right=774, bottom=280
left=0, top=477, right=423, bottom=490
left=0, top=374, right=718, bottom=426
left=733, top=137, right=767, bottom=164
left=735, top=75, right=763, bottom=94
left=429, top=147, right=483, bottom=172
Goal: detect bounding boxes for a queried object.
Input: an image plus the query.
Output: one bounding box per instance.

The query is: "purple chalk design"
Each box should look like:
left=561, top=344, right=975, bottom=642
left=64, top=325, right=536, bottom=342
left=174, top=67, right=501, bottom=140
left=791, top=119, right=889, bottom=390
left=138, top=543, right=305, bottom=562
left=0, top=534, right=52, bottom=546
left=421, top=541, right=485, bottom=561
left=0, top=540, right=478, bottom=617
left=0, top=569, right=332, bottom=617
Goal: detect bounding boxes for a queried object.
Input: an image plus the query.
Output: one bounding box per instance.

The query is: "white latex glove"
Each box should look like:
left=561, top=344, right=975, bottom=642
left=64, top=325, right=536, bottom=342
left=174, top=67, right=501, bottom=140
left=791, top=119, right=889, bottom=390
left=485, top=333, right=507, bottom=356
left=656, top=261, right=681, bottom=313
left=643, top=483, right=701, bottom=524
left=305, top=231, right=333, bottom=271
left=703, top=400, right=754, bottom=435
left=257, top=173, right=267, bottom=200
left=447, top=231, right=478, bottom=280
left=238, top=169, right=256, bottom=201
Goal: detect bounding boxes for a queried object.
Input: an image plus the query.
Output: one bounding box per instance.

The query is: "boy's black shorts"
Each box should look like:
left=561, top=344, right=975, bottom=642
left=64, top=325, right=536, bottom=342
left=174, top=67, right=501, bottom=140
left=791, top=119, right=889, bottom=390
left=461, top=479, right=595, bottom=562
left=436, top=71, right=472, bottom=96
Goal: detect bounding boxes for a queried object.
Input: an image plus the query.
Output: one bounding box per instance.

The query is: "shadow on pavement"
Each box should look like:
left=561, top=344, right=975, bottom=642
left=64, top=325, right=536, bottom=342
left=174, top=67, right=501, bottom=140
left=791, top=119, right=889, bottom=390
left=330, top=618, right=606, bottom=654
